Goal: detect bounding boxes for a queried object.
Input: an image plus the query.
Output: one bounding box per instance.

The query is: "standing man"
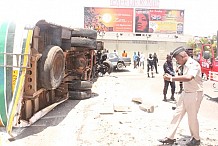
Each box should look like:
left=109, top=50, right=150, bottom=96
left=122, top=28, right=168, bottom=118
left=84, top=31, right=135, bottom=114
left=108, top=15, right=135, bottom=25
left=153, top=52, right=159, bottom=74
left=158, top=46, right=203, bottom=146
left=163, top=54, right=176, bottom=101
left=140, top=52, right=145, bottom=69
left=133, top=52, right=138, bottom=69
left=122, top=50, right=127, bottom=57
left=137, top=51, right=140, bottom=67
left=147, top=53, right=154, bottom=78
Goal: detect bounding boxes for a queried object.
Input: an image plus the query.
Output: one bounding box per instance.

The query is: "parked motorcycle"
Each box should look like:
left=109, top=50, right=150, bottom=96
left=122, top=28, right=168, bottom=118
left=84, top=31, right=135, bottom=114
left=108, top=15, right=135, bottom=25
left=93, top=50, right=113, bottom=77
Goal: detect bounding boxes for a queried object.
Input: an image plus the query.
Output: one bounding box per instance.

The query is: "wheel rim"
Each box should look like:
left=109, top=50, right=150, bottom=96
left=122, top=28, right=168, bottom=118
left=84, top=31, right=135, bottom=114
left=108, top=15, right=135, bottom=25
left=117, top=63, right=123, bottom=70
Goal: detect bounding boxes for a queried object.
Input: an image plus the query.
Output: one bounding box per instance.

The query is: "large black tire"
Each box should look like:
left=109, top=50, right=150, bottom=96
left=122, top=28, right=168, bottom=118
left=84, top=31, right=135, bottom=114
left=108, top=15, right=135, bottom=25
left=38, top=45, right=65, bottom=90
left=71, top=28, right=97, bottom=40
left=68, top=90, right=92, bottom=100
left=103, top=61, right=113, bottom=74
left=71, top=37, right=97, bottom=49
left=69, top=80, right=93, bottom=90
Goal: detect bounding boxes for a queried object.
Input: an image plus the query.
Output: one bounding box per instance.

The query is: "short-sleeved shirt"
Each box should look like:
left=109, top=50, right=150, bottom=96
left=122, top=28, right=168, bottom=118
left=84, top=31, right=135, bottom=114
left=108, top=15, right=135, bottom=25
left=122, top=52, right=127, bottom=57
left=183, top=57, right=203, bottom=92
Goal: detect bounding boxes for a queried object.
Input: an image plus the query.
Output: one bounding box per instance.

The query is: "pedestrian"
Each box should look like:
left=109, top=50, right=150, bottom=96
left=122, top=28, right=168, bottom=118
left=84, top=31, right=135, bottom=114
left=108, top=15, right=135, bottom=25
left=133, top=52, right=139, bottom=69
left=114, top=50, right=118, bottom=55
left=140, top=52, right=145, bottom=69
left=137, top=51, right=140, bottom=67
left=122, top=50, right=127, bottom=57
left=158, top=46, right=203, bottom=146
left=163, top=54, right=176, bottom=101
left=147, top=53, right=154, bottom=78
left=153, top=52, right=159, bottom=74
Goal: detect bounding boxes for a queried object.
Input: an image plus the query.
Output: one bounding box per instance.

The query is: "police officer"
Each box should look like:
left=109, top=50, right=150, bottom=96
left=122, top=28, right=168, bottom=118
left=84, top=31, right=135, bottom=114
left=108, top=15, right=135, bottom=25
left=163, top=54, right=176, bottom=101
left=158, top=46, right=203, bottom=146
left=147, top=53, right=154, bottom=78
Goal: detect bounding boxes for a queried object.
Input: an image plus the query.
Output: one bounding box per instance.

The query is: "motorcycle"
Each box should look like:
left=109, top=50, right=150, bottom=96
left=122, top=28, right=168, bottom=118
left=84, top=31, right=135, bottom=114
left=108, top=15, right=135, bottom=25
left=93, top=50, right=113, bottom=77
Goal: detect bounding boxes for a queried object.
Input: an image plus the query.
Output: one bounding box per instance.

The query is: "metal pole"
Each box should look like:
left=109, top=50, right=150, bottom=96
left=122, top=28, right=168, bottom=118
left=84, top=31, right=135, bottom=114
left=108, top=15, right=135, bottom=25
left=146, top=36, right=148, bottom=57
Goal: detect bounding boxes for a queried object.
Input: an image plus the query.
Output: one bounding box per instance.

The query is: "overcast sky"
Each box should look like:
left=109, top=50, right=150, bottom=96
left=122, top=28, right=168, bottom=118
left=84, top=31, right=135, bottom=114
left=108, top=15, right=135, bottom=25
left=1, top=0, right=217, bottom=37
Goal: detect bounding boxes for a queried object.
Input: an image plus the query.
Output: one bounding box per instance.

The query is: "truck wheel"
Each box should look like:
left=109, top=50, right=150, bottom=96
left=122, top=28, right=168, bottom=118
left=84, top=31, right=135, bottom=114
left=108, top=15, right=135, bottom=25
left=71, top=28, right=97, bottom=39
left=71, top=37, right=97, bottom=49
left=69, top=80, right=93, bottom=90
left=117, top=62, right=124, bottom=70
left=38, top=45, right=65, bottom=90
left=68, top=90, right=92, bottom=100
left=103, top=61, right=113, bottom=74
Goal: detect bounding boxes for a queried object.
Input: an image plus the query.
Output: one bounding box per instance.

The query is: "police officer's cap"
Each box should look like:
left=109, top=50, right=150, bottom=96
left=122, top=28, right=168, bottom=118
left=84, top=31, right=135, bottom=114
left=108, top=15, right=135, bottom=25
left=171, top=46, right=186, bottom=58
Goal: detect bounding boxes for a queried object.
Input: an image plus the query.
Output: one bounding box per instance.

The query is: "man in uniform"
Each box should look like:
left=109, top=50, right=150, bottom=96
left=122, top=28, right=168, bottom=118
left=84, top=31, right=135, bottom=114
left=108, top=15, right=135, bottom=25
left=163, top=54, right=176, bottom=101
left=158, top=46, right=203, bottom=146
left=147, top=53, right=154, bottom=78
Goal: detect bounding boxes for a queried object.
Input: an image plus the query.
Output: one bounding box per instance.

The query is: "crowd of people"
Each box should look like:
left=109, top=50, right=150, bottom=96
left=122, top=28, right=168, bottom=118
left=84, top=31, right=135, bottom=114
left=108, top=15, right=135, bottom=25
left=132, top=51, right=159, bottom=78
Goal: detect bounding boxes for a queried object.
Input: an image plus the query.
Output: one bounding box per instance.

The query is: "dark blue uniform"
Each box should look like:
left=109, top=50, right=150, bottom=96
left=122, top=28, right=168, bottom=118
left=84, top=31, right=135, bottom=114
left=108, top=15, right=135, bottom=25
left=163, top=58, right=176, bottom=101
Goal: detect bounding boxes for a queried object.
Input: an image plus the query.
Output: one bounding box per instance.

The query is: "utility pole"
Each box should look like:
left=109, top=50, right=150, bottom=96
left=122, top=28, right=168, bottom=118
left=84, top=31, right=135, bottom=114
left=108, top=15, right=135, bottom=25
left=146, top=34, right=151, bottom=55
left=116, top=33, right=119, bottom=51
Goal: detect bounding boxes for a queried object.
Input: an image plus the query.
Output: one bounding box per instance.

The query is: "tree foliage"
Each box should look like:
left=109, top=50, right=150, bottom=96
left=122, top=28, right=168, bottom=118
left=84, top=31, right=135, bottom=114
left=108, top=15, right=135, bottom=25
left=187, top=35, right=217, bottom=57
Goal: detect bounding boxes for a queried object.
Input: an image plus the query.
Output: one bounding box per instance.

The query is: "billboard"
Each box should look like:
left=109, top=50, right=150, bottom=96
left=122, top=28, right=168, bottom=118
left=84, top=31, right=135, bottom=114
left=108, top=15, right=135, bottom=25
left=84, top=7, right=184, bottom=34
left=135, top=8, right=184, bottom=34
left=84, top=7, right=133, bottom=32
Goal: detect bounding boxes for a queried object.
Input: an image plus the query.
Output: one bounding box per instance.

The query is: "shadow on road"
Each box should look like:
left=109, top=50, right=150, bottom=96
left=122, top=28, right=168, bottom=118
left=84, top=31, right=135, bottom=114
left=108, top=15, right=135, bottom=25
left=10, top=100, right=80, bottom=141
left=157, top=135, right=191, bottom=146
left=112, top=69, right=131, bottom=73
left=204, top=94, right=218, bottom=103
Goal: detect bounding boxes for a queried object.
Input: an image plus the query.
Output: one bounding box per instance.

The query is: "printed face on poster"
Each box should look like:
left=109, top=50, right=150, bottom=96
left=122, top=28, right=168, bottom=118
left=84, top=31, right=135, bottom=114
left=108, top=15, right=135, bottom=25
left=135, top=8, right=184, bottom=34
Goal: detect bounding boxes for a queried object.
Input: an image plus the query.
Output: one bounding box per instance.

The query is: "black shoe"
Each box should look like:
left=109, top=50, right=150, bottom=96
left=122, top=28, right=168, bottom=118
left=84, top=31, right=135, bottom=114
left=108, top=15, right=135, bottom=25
left=186, top=137, right=200, bottom=146
left=170, top=97, right=175, bottom=101
left=170, top=95, right=175, bottom=101
left=158, top=137, right=175, bottom=145
left=172, top=106, right=176, bottom=110
left=163, top=99, right=167, bottom=102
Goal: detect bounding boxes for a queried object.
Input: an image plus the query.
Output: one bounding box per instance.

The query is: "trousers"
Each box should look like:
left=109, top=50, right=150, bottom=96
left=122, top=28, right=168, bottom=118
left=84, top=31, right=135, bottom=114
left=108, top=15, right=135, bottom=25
left=167, top=91, right=203, bottom=140
left=163, top=80, right=175, bottom=96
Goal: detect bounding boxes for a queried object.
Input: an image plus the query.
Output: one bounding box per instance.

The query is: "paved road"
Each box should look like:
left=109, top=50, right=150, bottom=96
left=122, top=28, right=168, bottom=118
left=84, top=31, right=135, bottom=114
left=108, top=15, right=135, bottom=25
left=0, top=60, right=218, bottom=146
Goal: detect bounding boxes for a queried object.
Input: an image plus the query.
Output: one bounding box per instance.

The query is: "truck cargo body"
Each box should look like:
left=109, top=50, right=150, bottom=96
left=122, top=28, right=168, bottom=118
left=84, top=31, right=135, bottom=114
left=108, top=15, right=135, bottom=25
left=0, top=20, right=99, bottom=134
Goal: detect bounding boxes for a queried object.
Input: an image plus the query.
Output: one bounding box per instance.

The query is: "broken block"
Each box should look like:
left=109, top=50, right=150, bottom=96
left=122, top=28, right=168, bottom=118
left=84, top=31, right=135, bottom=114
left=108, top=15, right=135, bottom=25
left=132, top=97, right=142, bottom=104
left=139, top=103, right=154, bottom=113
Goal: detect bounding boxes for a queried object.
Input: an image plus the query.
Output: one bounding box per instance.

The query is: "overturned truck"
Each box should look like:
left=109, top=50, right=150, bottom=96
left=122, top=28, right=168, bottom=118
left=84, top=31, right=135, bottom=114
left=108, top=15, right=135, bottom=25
left=0, top=20, right=112, bottom=135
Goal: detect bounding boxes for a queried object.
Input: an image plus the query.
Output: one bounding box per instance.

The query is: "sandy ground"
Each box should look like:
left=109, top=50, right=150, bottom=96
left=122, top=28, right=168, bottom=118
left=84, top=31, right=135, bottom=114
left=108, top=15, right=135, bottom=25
left=1, top=61, right=218, bottom=146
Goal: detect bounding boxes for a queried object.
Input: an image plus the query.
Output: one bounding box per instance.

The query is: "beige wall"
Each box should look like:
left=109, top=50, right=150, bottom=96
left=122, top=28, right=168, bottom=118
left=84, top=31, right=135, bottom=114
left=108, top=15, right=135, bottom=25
left=103, top=40, right=186, bottom=60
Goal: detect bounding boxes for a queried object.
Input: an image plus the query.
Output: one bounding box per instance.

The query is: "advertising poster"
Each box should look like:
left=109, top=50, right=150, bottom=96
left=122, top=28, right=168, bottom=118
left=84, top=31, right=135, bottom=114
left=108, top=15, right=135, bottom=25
left=84, top=7, right=133, bottom=32
left=135, top=8, right=184, bottom=34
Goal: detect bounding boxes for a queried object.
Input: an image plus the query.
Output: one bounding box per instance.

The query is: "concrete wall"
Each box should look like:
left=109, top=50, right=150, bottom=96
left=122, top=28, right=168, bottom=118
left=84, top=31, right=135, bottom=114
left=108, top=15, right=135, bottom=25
left=103, top=40, right=186, bottom=60
left=98, top=32, right=192, bottom=60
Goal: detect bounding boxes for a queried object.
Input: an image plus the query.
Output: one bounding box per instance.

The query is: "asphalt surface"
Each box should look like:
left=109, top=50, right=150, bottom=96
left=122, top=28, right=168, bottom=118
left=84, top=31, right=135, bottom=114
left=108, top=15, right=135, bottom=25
left=0, top=60, right=218, bottom=146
